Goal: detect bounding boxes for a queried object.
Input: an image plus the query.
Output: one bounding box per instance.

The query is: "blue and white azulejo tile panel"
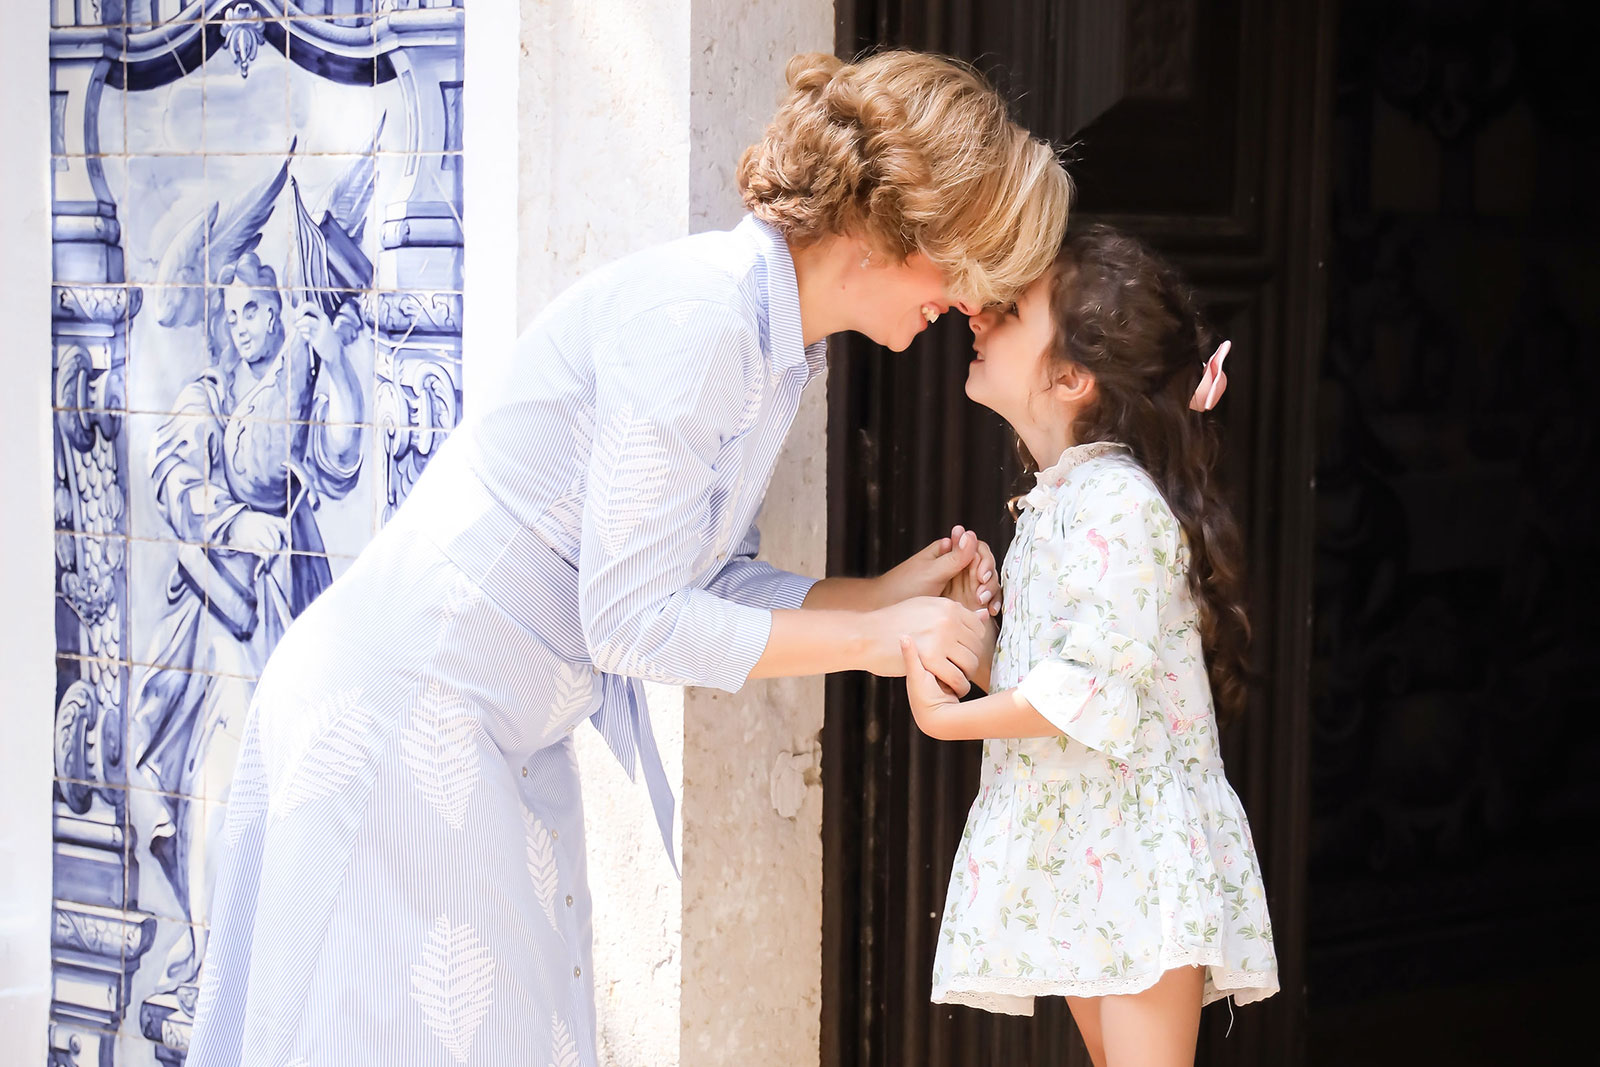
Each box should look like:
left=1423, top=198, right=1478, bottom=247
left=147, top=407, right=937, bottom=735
left=48, top=4, right=466, bottom=1064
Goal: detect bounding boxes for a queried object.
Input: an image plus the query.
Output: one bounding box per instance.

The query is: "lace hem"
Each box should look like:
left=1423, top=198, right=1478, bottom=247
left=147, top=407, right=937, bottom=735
left=933, top=954, right=1279, bottom=1017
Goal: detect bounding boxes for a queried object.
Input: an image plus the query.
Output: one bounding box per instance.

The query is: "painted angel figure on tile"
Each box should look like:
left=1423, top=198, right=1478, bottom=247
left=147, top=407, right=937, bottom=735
left=126, top=141, right=380, bottom=995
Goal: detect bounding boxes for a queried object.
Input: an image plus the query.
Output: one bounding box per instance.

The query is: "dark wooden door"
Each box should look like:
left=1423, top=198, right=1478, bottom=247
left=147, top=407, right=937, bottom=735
left=1304, top=1, right=1600, bottom=1062
left=823, top=2, right=1335, bottom=1064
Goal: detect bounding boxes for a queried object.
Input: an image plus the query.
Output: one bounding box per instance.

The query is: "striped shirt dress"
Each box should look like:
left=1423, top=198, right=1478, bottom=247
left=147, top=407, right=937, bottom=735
left=186, top=216, right=826, bottom=1066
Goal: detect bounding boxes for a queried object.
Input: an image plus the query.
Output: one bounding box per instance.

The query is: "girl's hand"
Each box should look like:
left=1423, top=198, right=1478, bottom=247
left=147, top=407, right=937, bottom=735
left=877, top=527, right=1000, bottom=610
left=942, top=524, right=999, bottom=616
left=900, top=636, right=961, bottom=723
left=864, top=596, right=988, bottom=696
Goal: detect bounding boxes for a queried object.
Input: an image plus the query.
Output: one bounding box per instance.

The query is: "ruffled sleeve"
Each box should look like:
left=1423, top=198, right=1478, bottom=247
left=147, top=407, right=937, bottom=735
left=1014, top=461, right=1173, bottom=759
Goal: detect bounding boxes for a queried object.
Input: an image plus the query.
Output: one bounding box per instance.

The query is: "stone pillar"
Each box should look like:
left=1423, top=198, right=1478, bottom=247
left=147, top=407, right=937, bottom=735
left=1, top=3, right=59, bottom=1060
left=512, top=1, right=832, bottom=1063
left=681, top=5, right=833, bottom=1063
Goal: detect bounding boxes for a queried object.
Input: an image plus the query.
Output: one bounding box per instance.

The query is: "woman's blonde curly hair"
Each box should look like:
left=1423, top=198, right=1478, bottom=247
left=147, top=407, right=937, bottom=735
left=738, top=50, right=1072, bottom=309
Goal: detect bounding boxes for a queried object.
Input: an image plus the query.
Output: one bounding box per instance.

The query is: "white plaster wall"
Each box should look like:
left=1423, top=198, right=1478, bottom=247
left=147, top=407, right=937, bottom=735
left=516, top=3, right=693, bottom=1064
left=0, top=2, right=59, bottom=1062
left=682, top=3, right=834, bottom=1064
left=463, top=0, right=523, bottom=401
left=518, top=0, right=693, bottom=328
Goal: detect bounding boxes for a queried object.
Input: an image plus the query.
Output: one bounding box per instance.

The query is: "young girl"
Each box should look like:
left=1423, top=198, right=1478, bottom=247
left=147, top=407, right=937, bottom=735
left=901, top=225, right=1279, bottom=1066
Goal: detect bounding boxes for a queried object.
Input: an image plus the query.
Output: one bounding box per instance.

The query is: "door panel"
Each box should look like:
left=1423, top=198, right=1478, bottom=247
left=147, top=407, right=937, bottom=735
left=823, top=2, right=1334, bottom=1064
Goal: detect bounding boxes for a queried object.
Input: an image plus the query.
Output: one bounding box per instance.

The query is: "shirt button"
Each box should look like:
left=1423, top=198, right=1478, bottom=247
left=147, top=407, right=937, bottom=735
left=590, top=665, right=599, bottom=675
left=573, top=966, right=582, bottom=979
left=551, top=830, right=559, bottom=841
left=521, top=767, right=527, bottom=777
left=565, top=894, right=574, bottom=907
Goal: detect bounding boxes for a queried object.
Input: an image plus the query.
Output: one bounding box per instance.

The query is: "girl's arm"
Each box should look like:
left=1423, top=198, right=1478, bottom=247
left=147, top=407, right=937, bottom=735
left=900, top=638, right=1057, bottom=740
left=903, top=465, right=1174, bottom=755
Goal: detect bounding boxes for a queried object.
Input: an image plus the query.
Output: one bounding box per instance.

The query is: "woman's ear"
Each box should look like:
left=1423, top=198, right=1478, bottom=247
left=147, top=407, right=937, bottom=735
left=1051, top=362, right=1096, bottom=408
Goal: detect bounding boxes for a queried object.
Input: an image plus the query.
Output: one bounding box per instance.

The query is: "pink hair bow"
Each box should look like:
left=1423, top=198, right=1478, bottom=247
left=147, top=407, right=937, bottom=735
left=1189, top=340, right=1230, bottom=412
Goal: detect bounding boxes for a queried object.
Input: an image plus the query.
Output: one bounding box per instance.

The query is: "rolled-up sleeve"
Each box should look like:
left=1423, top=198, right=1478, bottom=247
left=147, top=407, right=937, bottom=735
left=578, top=302, right=777, bottom=692
left=1015, top=470, right=1169, bottom=759
left=702, top=520, right=818, bottom=610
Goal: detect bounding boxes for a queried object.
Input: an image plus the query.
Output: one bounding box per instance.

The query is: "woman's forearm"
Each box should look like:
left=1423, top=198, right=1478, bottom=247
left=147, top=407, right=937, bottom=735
left=748, top=608, right=873, bottom=678
left=800, top=576, right=886, bottom=612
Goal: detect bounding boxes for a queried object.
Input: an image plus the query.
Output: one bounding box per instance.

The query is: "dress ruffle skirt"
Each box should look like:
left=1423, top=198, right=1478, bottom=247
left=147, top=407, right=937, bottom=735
left=930, top=740, right=1279, bottom=1015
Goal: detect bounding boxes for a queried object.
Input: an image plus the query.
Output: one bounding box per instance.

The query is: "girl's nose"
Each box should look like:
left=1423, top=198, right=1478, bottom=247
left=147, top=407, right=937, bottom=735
left=954, top=298, right=982, bottom=317
left=969, top=308, right=993, bottom=334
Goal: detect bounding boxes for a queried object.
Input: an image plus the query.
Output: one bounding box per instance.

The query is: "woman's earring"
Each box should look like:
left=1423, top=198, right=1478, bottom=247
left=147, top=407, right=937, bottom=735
left=860, top=250, right=872, bottom=269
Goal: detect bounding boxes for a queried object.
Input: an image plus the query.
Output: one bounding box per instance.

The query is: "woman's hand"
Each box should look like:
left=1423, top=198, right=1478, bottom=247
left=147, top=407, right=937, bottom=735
left=863, top=595, right=990, bottom=696
left=877, top=527, right=1000, bottom=612
left=942, top=524, right=999, bottom=616
left=802, top=526, right=1001, bottom=614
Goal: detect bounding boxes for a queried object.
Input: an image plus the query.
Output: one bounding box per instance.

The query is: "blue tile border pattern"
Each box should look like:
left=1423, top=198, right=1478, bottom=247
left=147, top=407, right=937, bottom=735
left=48, top=4, right=465, bottom=1065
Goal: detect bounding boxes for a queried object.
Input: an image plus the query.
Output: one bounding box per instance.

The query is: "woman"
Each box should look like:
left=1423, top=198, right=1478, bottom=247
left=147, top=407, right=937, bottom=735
left=188, top=50, right=1071, bottom=1066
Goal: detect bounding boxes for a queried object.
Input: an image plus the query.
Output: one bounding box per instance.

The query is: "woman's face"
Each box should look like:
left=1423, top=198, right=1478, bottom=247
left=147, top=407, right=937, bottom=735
left=859, top=251, right=980, bottom=352
left=963, top=273, right=1056, bottom=423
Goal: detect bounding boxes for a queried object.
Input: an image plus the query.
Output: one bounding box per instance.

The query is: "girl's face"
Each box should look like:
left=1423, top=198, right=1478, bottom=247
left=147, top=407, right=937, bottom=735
left=857, top=251, right=980, bottom=352
left=963, top=273, right=1057, bottom=423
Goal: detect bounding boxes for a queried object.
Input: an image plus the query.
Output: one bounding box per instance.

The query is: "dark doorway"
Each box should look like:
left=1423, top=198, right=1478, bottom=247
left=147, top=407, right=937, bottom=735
left=823, top=0, right=1599, bottom=1064
left=1305, top=1, right=1599, bottom=1063
left=824, top=1, right=1331, bottom=1064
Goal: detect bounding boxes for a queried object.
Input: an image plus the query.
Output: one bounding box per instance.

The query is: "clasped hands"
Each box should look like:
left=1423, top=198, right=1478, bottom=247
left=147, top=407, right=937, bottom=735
left=866, top=525, right=999, bottom=701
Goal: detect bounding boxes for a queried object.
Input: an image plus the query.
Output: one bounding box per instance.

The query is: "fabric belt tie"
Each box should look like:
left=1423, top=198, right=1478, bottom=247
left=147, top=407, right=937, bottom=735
left=400, top=448, right=680, bottom=875
left=593, top=672, right=678, bottom=875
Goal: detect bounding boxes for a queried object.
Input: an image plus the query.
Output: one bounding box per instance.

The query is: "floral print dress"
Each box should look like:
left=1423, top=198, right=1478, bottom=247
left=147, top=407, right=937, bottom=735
left=930, top=443, right=1279, bottom=1015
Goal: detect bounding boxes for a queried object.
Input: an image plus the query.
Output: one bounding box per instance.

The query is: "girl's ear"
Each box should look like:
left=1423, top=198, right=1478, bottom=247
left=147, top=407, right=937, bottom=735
left=1051, top=361, right=1096, bottom=407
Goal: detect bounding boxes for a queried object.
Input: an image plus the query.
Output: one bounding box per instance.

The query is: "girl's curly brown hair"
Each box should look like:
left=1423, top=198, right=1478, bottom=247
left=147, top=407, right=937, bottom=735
left=1031, top=225, right=1252, bottom=722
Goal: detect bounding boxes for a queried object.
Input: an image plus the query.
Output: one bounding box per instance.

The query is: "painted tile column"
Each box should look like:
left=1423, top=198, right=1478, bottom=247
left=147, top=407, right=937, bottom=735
left=46, top=3, right=466, bottom=1065
left=50, top=10, right=146, bottom=1067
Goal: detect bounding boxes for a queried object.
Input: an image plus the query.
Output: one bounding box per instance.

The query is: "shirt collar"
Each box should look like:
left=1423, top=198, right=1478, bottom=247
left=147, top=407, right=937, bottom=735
left=739, top=214, right=829, bottom=384
left=1021, top=442, right=1130, bottom=511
